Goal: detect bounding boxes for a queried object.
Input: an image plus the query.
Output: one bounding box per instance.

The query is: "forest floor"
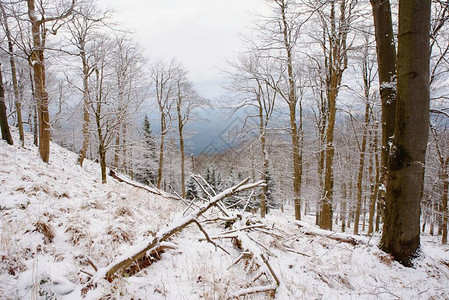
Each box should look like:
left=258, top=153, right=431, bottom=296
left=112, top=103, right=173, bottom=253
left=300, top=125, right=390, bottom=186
left=1, top=131, right=449, bottom=299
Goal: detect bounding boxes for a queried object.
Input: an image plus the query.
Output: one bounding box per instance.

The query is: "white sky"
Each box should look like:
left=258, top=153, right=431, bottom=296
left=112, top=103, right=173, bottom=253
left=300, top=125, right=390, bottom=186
left=97, top=0, right=268, bottom=100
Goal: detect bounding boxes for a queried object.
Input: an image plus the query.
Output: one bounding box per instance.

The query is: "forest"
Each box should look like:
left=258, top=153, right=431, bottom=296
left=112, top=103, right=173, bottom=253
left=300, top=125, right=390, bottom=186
left=0, top=0, right=448, bottom=298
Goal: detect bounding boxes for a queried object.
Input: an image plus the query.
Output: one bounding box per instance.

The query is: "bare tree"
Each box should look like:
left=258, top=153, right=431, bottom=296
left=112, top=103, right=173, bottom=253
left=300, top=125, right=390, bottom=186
left=65, top=2, right=109, bottom=167
left=174, top=66, right=202, bottom=198
left=26, top=0, right=75, bottom=163
left=315, top=0, right=358, bottom=230
left=354, top=35, right=376, bottom=235
left=227, top=53, right=279, bottom=217
left=430, top=122, right=449, bottom=244
left=150, top=59, right=180, bottom=189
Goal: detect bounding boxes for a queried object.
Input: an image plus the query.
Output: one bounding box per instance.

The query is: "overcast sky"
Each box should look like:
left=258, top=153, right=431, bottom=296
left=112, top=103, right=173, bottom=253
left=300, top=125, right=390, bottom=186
left=97, top=0, right=269, bottom=100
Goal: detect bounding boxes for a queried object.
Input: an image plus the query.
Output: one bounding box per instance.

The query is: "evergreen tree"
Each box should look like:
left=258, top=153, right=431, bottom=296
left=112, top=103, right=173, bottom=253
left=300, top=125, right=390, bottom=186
left=265, top=169, right=278, bottom=210
left=135, top=115, right=158, bottom=185
left=186, top=178, right=199, bottom=200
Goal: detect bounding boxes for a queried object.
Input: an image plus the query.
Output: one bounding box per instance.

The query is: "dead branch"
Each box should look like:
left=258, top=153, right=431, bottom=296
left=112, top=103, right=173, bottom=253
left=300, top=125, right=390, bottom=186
left=109, top=170, right=180, bottom=201
left=84, top=179, right=263, bottom=286
left=295, top=221, right=367, bottom=246
left=227, top=252, right=252, bottom=270
left=260, top=254, right=280, bottom=286
left=217, top=224, right=267, bottom=236
left=242, top=190, right=254, bottom=213
left=194, top=220, right=230, bottom=255
left=230, top=284, right=277, bottom=298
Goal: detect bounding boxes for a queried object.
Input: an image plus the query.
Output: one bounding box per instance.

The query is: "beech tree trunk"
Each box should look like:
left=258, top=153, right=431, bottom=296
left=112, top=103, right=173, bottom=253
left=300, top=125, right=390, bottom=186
left=177, top=100, right=186, bottom=198
left=78, top=55, right=90, bottom=167
left=320, top=0, right=350, bottom=230
left=341, top=182, right=347, bottom=232
left=442, top=166, right=448, bottom=244
left=157, top=114, right=166, bottom=190
left=28, top=1, right=51, bottom=162
left=278, top=0, right=303, bottom=220
left=368, top=126, right=380, bottom=235
left=380, top=0, right=431, bottom=266
left=354, top=102, right=370, bottom=235
left=0, top=64, right=13, bottom=145
left=0, top=3, right=24, bottom=146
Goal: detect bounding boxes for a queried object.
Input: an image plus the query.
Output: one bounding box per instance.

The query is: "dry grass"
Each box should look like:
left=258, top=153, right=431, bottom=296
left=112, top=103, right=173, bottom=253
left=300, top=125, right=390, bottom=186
left=106, top=225, right=134, bottom=244
left=34, top=221, right=55, bottom=244
left=65, top=225, right=87, bottom=246
left=114, top=206, right=133, bottom=218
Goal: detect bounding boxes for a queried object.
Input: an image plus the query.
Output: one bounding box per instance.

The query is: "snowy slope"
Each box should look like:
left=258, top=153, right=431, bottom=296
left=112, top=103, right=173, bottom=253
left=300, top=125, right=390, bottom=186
left=1, top=132, right=449, bottom=299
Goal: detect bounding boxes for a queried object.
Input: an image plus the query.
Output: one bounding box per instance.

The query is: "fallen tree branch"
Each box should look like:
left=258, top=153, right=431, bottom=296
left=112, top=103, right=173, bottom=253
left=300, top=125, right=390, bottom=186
left=295, top=221, right=367, bottom=246
left=194, top=220, right=230, bottom=255
left=109, top=170, right=180, bottom=201
left=230, top=284, right=277, bottom=298
left=84, top=178, right=263, bottom=286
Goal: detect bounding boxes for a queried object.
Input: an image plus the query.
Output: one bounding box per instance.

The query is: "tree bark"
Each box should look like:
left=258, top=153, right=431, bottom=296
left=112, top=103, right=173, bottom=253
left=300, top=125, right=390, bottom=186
left=257, top=92, right=268, bottom=218
left=278, top=0, right=302, bottom=220
left=370, top=0, right=397, bottom=189
left=354, top=100, right=370, bottom=235
left=27, top=0, right=51, bottom=162
left=368, top=126, right=380, bottom=235
left=157, top=114, right=166, bottom=189
left=78, top=53, right=90, bottom=167
left=442, top=163, right=448, bottom=244
left=0, top=64, right=13, bottom=145
left=341, top=182, right=347, bottom=232
left=0, top=3, right=24, bottom=146
left=380, top=0, right=431, bottom=266
left=177, top=99, right=186, bottom=198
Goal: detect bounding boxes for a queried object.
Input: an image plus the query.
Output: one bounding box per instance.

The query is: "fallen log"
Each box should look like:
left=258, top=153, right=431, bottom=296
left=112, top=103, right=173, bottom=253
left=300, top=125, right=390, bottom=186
left=85, top=178, right=263, bottom=286
left=295, top=220, right=368, bottom=246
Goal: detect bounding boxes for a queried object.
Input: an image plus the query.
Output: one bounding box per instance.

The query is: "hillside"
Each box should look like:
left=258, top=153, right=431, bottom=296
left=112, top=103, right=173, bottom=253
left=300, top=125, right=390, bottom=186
left=1, top=133, right=449, bottom=299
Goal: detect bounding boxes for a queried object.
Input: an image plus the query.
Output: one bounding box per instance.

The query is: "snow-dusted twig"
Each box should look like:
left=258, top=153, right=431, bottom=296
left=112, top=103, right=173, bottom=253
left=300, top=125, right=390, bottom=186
left=194, top=220, right=230, bottom=255
left=241, top=190, right=254, bottom=213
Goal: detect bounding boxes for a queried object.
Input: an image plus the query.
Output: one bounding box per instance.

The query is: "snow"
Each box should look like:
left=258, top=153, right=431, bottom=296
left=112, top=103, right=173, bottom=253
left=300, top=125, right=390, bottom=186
left=1, top=131, right=449, bottom=299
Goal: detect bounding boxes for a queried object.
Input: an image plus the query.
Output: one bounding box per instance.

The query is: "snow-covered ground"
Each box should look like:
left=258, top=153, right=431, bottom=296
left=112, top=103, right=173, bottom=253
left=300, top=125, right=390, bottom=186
left=1, top=131, right=449, bottom=299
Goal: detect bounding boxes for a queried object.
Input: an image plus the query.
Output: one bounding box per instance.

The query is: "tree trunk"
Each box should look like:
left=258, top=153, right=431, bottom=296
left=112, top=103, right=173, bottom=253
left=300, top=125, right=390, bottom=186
left=28, top=0, right=51, bottom=163
left=122, top=123, right=127, bottom=173
left=321, top=89, right=336, bottom=230
left=78, top=55, right=90, bottom=167
left=441, top=160, right=448, bottom=244
left=380, top=0, right=431, bottom=266
left=319, top=1, right=349, bottom=230
left=341, top=182, right=347, bottom=232
left=0, top=3, right=24, bottom=146
left=370, top=0, right=397, bottom=191
left=258, top=97, right=267, bottom=218
left=178, top=106, right=186, bottom=198
left=279, top=1, right=302, bottom=221
left=29, top=70, right=38, bottom=146
left=113, top=131, right=120, bottom=169
left=157, top=114, right=166, bottom=189
left=95, top=110, right=107, bottom=184
left=0, top=64, right=13, bottom=145
left=368, top=126, right=380, bottom=235
left=99, top=144, right=107, bottom=184
left=354, top=101, right=370, bottom=235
